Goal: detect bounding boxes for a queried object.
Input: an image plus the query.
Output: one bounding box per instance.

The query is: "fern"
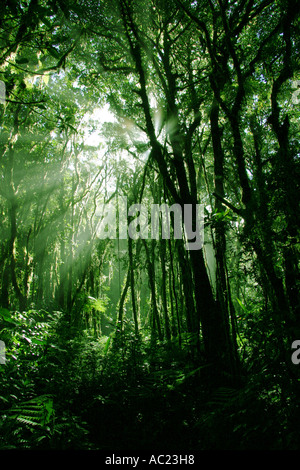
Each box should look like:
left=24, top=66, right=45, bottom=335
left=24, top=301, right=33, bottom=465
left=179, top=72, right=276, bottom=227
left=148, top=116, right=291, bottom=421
left=207, top=387, right=242, bottom=409
left=8, top=395, right=54, bottom=429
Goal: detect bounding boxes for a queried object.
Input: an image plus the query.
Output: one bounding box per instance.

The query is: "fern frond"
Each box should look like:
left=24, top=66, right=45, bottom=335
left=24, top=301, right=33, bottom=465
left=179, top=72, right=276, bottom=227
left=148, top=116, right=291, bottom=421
left=15, top=416, right=40, bottom=427
left=207, top=387, right=242, bottom=408
left=8, top=394, right=54, bottom=429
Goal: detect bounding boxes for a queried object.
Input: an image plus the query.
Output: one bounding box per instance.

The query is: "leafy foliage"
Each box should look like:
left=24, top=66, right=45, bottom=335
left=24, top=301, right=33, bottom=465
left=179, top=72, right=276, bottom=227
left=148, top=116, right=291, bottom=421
left=0, top=0, right=299, bottom=452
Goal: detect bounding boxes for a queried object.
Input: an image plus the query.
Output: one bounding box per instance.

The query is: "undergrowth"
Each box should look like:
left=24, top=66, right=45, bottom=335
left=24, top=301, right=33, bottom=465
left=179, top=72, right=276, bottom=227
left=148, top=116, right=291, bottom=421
left=1, top=308, right=300, bottom=450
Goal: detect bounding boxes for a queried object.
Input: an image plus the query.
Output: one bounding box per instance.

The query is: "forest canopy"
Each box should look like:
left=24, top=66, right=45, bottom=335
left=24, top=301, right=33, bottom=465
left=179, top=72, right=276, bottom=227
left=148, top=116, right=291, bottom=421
left=0, top=0, right=300, bottom=452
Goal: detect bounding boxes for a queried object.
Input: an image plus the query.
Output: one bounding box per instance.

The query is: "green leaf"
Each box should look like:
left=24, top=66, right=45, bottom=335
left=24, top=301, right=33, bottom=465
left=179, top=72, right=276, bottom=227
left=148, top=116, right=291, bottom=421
left=104, top=335, right=111, bottom=354
left=31, top=338, right=47, bottom=346
left=236, top=298, right=247, bottom=312
left=0, top=308, right=11, bottom=321
left=0, top=308, right=20, bottom=325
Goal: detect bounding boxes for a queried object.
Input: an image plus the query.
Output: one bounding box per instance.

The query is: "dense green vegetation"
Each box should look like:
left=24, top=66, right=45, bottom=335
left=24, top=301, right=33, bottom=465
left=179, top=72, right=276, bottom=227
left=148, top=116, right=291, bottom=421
left=0, top=0, right=300, bottom=452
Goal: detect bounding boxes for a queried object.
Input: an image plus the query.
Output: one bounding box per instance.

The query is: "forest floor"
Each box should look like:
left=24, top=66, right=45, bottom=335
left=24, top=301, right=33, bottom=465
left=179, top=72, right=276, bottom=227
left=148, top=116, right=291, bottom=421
left=73, top=370, right=300, bottom=452
left=1, top=324, right=300, bottom=452
left=39, top=341, right=300, bottom=451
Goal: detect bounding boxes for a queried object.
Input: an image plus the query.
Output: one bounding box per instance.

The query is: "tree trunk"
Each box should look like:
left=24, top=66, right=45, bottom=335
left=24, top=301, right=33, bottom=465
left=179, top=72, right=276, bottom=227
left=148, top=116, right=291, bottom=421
left=128, top=235, right=139, bottom=336
left=159, top=238, right=171, bottom=341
